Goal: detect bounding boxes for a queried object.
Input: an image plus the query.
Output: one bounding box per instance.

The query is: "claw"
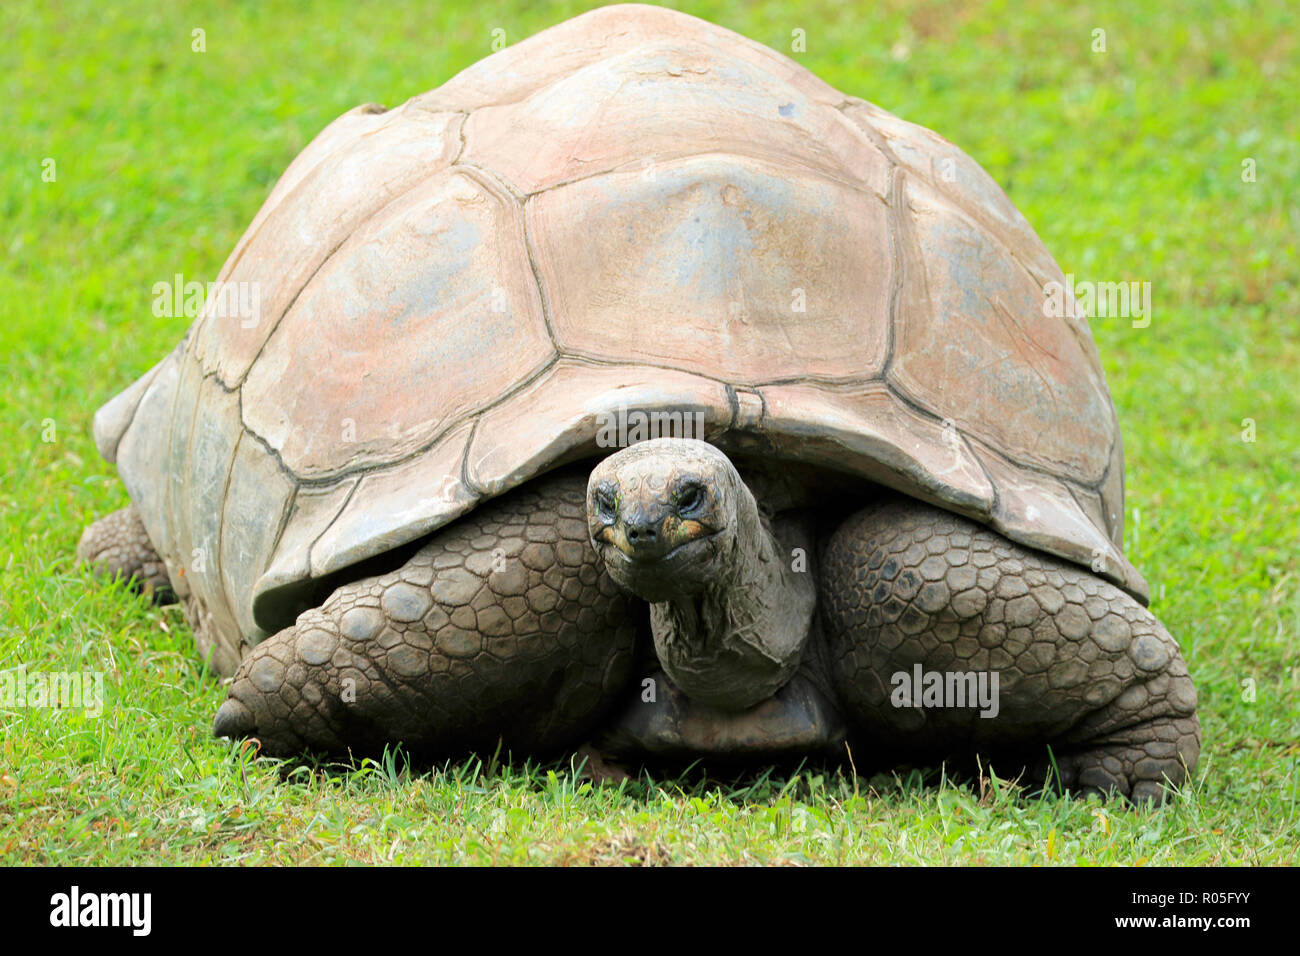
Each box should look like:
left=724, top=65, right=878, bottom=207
left=213, top=698, right=255, bottom=740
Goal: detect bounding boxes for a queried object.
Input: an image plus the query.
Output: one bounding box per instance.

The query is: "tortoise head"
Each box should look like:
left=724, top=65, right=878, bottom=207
left=586, top=438, right=741, bottom=602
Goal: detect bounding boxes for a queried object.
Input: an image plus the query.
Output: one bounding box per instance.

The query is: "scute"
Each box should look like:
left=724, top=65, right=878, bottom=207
left=308, top=419, right=478, bottom=580
left=758, top=381, right=996, bottom=516
left=840, top=98, right=1110, bottom=389
left=464, top=361, right=735, bottom=496
left=95, top=4, right=1146, bottom=671
left=409, top=3, right=845, bottom=115
left=241, top=168, right=552, bottom=478
left=221, top=434, right=295, bottom=644
left=195, top=106, right=463, bottom=388
left=179, top=377, right=244, bottom=655
left=461, top=38, right=884, bottom=195
left=528, top=155, right=891, bottom=383
left=890, top=172, right=1112, bottom=483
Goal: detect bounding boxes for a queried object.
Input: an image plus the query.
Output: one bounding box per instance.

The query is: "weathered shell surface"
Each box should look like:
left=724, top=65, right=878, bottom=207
left=93, top=4, right=1145, bottom=668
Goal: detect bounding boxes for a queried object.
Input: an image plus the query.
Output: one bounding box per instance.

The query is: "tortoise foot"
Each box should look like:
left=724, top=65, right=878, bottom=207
left=819, top=494, right=1200, bottom=803
left=574, top=743, right=632, bottom=784
left=213, top=698, right=255, bottom=741
left=78, top=505, right=175, bottom=603
left=213, top=470, right=640, bottom=758
left=1033, top=712, right=1201, bottom=805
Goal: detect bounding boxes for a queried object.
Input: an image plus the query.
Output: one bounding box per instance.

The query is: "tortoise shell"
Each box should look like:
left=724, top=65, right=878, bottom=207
left=92, top=4, right=1145, bottom=674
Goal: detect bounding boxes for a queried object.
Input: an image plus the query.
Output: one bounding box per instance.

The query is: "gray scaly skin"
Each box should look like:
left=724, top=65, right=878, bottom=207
left=818, top=498, right=1200, bottom=803
left=78, top=439, right=1199, bottom=802
left=586, top=439, right=816, bottom=711
left=210, top=469, right=640, bottom=757
left=76, top=504, right=173, bottom=603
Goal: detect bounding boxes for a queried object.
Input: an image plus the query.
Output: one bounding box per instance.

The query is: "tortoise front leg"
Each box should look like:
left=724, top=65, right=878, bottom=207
left=819, top=496, right=1200, bottom=804
left=77, top=504, right=175, bottom=603
left=213, top=471, right=641, bottom=758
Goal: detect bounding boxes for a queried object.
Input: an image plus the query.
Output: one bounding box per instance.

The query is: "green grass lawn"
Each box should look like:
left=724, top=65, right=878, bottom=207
left=2, top=0, right=1297, bottom=865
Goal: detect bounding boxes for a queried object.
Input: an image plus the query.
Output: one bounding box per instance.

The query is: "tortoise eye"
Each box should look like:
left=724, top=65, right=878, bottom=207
left=675, top=483, right=705, bottom=515
left=594, top=488, right=617, bottom=520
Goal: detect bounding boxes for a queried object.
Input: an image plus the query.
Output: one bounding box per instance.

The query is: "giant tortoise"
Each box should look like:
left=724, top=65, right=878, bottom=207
left=78, top=4, right=1199, bottom=801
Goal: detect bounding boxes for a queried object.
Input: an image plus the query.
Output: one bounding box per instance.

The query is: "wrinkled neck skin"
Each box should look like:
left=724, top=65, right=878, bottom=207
left=651, top=481, right=816, bottom=712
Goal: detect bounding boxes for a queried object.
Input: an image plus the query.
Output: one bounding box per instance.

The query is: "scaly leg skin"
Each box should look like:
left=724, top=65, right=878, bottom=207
left=819, top=495, right=1200, bottom=805
left=212, top=470, right=641, bottom=758
left=77, top=504, right=175, bottom=603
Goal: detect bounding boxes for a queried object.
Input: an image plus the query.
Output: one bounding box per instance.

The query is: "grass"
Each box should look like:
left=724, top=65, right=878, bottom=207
left=1, top=0, right=1297, bottom=864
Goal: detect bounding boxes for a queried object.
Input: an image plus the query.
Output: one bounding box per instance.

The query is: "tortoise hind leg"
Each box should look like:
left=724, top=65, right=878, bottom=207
left=77, top=505, right=175, bottom=603
left=818, top=495, right=1200, bottom=804
left=213, top=470, right=641, bottom=758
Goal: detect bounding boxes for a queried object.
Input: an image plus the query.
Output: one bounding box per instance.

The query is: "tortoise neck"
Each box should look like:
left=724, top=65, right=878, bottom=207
left=649, top=482, right=816, bottom=711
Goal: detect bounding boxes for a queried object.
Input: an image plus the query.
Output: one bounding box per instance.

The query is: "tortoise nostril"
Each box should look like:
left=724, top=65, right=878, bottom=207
left=626, top=522, right=657, bottom=544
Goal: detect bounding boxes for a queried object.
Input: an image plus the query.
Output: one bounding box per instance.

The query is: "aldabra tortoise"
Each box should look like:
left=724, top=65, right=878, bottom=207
left=78, top=4, right=1198, bottom=801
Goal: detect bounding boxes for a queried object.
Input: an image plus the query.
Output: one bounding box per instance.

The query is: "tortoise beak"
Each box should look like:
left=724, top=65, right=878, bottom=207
left=605, top=510, right=713, bottom=564
left=608, top=510, right=672, bottom=563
